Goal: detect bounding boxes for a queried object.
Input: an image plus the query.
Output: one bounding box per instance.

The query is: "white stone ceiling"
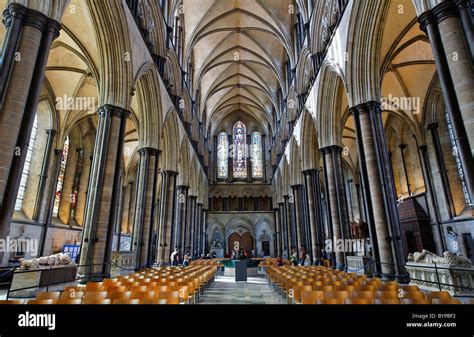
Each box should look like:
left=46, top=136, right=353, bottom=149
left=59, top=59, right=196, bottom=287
left=183, top=0, right=293, bottom=136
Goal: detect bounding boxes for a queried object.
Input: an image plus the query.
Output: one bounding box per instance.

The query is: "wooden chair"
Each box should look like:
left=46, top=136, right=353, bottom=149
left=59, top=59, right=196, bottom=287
left=112, top=299, right=141, bottom=304
left=0, top=300, right=23, bottom=304
left=380, top=285, right=398, bottom=291
left=27, top=299, right=55, bottom=304
left=301, top=291, right=322, bottom=304
left=360, top=285, right=377, bottom=291
left=351, top=291, right=375, bottom=299
left=128, top=285, right=148, bottom=293
left=373, top=298, right=400, bottom=304
left=317, top=298, right=344, bottom=304
left=336, top=285, right=355, bottom=293
left=401, top=291, right=425, bottom=300
left=141, top=298, right=168, bottom=304
left=58, top=299, right=82, bottom=304
left=82, top=299, right=112, bottom=304
left=325, top=290, right=350, bottom=300
left=36, top=292, right=61, bottom=302
left=60, top=291, right=84, bottom=301
left=63, top=286, right=84, bottom=293
left=292, top=285, right=313, bottom=304
left=85, top=282, right=104, bottom=292
left=131, top=291, right=156, bottom=301
left=399, top=285, right=419, bottom=292
left=83, top=291, right=108, bottom=302
left=432, top=298, right=461, bottom=305
left=109, top=291, right=132, bottom=301
left=158, top=291, right=180, bottom=304
left=427, top=291, right=451, bottom=300
left=375, top=291, right=399, bottom=299
left=401, top=299, right=431, bottom=304
left=344, top=298, right=373, bottom=304
left=321, top=285, right=334, bottom=292
left=106, top=286, right=127, bottom=293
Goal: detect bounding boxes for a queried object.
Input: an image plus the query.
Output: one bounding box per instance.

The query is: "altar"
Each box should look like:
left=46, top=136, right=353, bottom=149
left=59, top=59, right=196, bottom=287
left=221, top=259, right=261, bottom=277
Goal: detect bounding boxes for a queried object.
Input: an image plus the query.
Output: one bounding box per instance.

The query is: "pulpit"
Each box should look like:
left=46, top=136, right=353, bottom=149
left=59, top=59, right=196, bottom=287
left=234, top=260, right=247, bottom=282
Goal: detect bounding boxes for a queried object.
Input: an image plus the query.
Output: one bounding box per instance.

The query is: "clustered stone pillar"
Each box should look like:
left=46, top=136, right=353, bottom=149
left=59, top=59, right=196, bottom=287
left=196, top=203, right=203, bottom=256
left=188, top=196, right=197, bottom=256
left=352, top=106, right=381, bottom=277
left=201, top=206, right=209, bottom=254
left=303, top=169, right=323, bottom=263
left=0, top=3, right=62, bottom=265
left=156, top=171, right=178, bottom=265
left=291, top=184, right=305, bottom=256
left=184, top=195, right=192, bottom=252
left=278, top=202, right=286, bottom=255
left=274, top=207, right=281, bottom=256
left=419, top=3, right=474, bottom=202
left=283, top=195, right=293, bottom=254
left=321, top=146, right=349, bottom=270
left=79, top=105, right=130, bottom=280
left=351, top=102, right=405, bottom=280
left=174, top=185, right=189, bottom=252
left=132, top=148, right=159, bottom=269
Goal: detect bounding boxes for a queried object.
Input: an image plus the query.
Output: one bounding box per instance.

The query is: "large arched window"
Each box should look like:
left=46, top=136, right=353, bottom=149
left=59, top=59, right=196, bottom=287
left=53, top=136, right=70, bottom=218
left=233, top=121, right=247, bottom=178
left=15, top=115, right=38, bottom=211
left=217, top=131, right=228, bottom=179
left=251, top=131, right=263, bottom=178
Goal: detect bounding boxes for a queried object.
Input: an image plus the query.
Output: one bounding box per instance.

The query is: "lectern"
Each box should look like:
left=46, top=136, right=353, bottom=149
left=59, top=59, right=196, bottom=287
left=234, top=260, right=247, bottom=282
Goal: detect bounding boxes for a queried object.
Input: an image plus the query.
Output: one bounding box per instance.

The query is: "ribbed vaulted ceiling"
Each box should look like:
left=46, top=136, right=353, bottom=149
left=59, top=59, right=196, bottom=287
left=183, top=0, right=294, bottom=136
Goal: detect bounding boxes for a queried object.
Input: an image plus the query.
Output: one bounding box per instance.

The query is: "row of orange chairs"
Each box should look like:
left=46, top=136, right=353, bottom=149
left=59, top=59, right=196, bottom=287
left=2, top=265, right=217, bottom=305
left=266, top=265, right=467, bottom=305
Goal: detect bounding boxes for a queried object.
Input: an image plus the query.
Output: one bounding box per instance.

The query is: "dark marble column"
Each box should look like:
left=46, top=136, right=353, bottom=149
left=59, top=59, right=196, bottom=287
left=132, top=148, right=159, bottom=269
left=247, top=134, right=252, bottom=182
left=321, top=146, right=348, bottom=270
left=274, top=207, right=281, bottom=256
left=196, top=203, right=203, bottom=256
left=351, top=102, right=405, bottom=280
left=0, top=5, right=61, bottom=264
left=303, top=169, right=323, bottom=262
left=0, top=3, right=26, bottom=104
left=156, top=170, right=178, bottom=265
left=283, top=195, right=292, bottom=254
left=202, top=208, right=208, bottom=254
left=184, top=195, right=192, bottom=252
left=291, top=184, right=305, bottom=255
left=419, top=7, right=474, bottom=202
left=278, top=202, right=285, bottom=255
left=453, top=0, right=473, bottom=60
left=188, top=196, right=197, bottom=257
left=79, top=105, right=130, bottom=279
left=173, top=185, right=189, bottom=251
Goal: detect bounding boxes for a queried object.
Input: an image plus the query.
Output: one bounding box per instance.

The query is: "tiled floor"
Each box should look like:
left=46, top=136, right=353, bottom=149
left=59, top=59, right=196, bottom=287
left=198, top=275, right=284, bottom=304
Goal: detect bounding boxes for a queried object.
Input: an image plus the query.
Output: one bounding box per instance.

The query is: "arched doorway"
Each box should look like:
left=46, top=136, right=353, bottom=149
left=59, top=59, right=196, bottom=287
left=227, top=232, right=254, bottom=255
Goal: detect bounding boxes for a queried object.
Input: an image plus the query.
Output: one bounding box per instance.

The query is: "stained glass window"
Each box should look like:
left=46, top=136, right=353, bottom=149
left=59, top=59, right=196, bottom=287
left=233, top=121, right=247, bottom=178
left=217, top=131, right=228, bottom=179
left=53, top=136, right=70, bottom=217
left=15, top=115, right=38, bottom=211
left=251, top=131, right=263, bottom=178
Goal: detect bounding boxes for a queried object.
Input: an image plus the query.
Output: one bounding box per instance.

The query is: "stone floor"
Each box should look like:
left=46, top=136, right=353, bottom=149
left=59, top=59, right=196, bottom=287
left=197, top=275, right=284, bottom=304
